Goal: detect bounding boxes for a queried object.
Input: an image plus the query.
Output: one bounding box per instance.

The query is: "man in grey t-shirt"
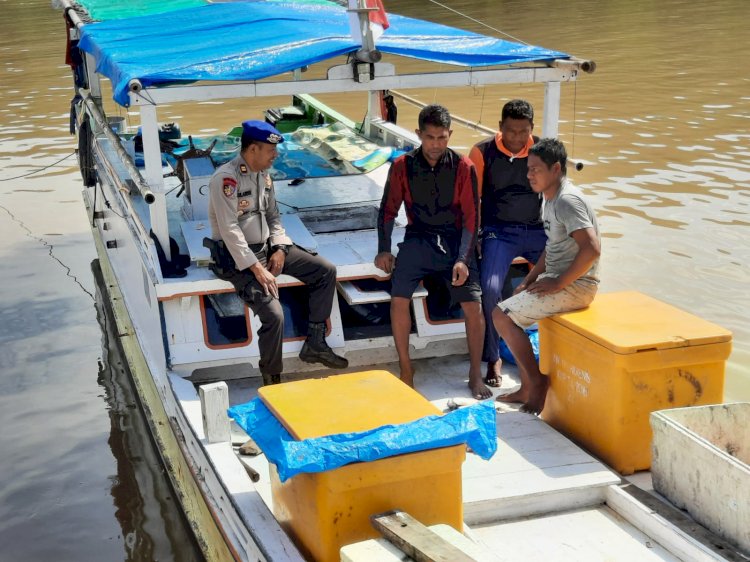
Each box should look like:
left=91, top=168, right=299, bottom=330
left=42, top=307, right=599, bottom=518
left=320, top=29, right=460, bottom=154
left=493, top=138, right=601, bottom=414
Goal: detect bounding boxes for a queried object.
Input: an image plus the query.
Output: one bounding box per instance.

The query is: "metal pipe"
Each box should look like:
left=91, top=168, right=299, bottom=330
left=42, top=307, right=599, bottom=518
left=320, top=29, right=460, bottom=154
left=81, top=93, right=156, bottom=204
left=388, top=89, right=584, bottom=171
left=58, top=0, right=87, bottom=29
left=551, top=58, right=597, bottom=74
left=388, top=89, right=496, bottom=135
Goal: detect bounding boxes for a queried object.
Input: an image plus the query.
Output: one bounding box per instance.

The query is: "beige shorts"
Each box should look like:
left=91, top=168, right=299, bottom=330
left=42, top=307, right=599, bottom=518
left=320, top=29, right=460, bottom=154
left=498, top=274, right=598, bottom=329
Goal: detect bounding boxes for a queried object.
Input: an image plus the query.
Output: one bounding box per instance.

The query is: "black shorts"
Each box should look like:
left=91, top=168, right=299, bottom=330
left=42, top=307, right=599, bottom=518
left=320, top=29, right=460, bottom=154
left=391, top=236, right=481, bottom=303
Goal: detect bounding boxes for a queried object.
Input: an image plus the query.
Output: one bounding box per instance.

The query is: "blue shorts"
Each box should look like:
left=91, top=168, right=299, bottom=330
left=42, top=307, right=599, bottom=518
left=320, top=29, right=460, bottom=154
left=391, top=235, right=481, bottom=303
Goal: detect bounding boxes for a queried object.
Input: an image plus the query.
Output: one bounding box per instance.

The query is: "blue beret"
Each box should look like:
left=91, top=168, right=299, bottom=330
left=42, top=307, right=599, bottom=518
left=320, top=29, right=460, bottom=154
left=241, top=120, right=284, bottom=144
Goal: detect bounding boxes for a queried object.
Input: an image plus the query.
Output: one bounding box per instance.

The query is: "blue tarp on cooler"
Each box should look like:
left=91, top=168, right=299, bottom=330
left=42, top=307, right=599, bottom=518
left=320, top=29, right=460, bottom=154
left=228, top=398, right=497, bottom=482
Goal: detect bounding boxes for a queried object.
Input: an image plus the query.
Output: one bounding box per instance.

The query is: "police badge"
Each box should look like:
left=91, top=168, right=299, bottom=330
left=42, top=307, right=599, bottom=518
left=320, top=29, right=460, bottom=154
left=222, top=177, right=237, bottom=197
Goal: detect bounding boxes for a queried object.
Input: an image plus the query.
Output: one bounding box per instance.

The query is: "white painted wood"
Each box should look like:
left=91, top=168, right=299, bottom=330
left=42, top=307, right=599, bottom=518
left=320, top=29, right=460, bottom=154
left=280, top=213, right=318, bottom=251
left=472, top=504, right=682, bottom=561
left=95, top=225, right=277, bottom=558
left=337, top=280, right=391, bottom=304
left=139, top=104, right=171, bottom=261
left=274, top=172, right=384, bottom=210
left=605, top=485, right=727, bottom=562
left=180, top=219, right=212, bottom=264
left=84, top=53, right=102, bottom=99
left=651, top=404, right=750, bottom=554
left=128, top=66, right=577, bottom=106
left=412, top=298, right=466, bottom=337
left=157, top=226, right=410, bottom=298
left=199, top=382, right=232, bottom=444
left=206, top=443, right=303, bottom=560
left=337, top=280, right=426, bottom=305
left=462, top=410, right=619, bottom=524
left=542, top=81, right=561, bottom=138
left=369, top=117, right=420, bottom=149
left=170, top=375, right=302, bottom=561
left=180, top=215, right=318, bottom=266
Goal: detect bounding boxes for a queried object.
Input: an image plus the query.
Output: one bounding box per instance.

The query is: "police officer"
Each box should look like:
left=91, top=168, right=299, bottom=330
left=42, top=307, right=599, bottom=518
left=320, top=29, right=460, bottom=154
left=207, top=120, right=348, bottom=385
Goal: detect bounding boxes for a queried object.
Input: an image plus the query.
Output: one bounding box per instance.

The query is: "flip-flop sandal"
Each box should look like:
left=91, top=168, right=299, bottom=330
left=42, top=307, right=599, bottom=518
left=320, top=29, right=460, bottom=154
left=483, top=375, right=502, bottom=388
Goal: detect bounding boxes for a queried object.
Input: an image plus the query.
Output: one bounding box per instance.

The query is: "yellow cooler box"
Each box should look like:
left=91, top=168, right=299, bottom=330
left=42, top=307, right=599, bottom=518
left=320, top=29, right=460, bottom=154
left=540, top=291, right=732, bottom=475
left=258, top=370, right=465, bottom=562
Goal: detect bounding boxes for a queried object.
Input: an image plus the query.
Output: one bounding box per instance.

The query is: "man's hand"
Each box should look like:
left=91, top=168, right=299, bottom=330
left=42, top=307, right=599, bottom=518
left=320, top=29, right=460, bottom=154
left=452, top=261, right=469, bottom=286
left=526, top=276, right=563, bottom=296
left=250, top=262, right=279, bottom=299
left=513, top=275, right=537, bottom=295
left=374, top=251, right=396, bottom=274
left=267, top=249, right=285, bottom=277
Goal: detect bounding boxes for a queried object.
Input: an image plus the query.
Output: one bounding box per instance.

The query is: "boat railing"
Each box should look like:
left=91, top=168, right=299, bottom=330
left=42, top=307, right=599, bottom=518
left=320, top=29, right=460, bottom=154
left=81, top=93, right=155, bottom=204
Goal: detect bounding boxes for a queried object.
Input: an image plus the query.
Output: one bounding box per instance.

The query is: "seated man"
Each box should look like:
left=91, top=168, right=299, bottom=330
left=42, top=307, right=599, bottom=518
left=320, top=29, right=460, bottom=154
left=468, top=99, right=545, bottom=388
left=207, top=120, right=348, bottom=385
left=494, top=138, right=601, bottom=414
left=374, top=104, right=491, bottom=399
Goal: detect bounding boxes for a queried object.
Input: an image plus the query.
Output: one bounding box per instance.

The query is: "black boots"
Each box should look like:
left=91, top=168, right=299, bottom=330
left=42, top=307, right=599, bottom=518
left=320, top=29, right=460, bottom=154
left=299, top=322, right=348, bottom=369
left=261, top=372, right=281, bottom=386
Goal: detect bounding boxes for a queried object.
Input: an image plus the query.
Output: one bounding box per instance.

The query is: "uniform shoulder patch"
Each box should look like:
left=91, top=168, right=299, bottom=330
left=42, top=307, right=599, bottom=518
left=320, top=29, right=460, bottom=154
left=222, top=177, right=237, bottom=197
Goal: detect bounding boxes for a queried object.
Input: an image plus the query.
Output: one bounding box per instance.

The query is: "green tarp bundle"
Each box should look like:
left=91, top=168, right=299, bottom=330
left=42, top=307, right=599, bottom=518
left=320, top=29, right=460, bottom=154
left=76, top=0, right=341, bottom=21
left=75, top=0, right=209, bottom=21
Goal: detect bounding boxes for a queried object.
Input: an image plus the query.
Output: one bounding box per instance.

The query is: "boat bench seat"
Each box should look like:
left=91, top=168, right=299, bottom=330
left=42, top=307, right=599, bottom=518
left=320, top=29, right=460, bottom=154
left=337, top=280, right=427, bottom=305
left=205, top=292, right=245, bottom=318
left=179, top=215, right=318, bottom=268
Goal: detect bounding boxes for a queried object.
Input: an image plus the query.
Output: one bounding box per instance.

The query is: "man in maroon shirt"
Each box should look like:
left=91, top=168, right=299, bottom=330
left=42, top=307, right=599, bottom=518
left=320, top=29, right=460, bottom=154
left=375, top=104, right=492, bottom=399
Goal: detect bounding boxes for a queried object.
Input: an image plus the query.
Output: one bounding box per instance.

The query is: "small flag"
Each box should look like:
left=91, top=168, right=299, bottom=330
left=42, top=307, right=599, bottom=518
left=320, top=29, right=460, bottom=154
left=368, top=0, right=389, bottom=32
left=348, top=0, right=390, bottom=43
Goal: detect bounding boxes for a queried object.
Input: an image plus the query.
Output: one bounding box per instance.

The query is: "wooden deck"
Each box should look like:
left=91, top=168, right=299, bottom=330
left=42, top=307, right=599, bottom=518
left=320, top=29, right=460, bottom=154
left=174, top=355, right=733, bottom=561
left=224, top=355, right=621, bottom=529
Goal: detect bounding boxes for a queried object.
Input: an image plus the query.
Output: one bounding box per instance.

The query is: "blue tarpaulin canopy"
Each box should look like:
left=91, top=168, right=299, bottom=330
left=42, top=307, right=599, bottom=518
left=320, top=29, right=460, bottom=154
left=76, top=1, right=569, bottom=106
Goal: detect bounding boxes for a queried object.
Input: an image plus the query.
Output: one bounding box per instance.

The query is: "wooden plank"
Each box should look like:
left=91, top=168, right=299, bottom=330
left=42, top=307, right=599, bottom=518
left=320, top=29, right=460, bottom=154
left=370, top=510, right=475, bottom=562
left=605, top=485, right=731, bottom=562
left=471, top=504, right=682, bottom=562
left=337, top=280, right=427, bottom=305
left=199, top=382, right=231, bottom=443
left=342, top=524, right=500, bottom=562
left=337, top=280, right=391, bottom=305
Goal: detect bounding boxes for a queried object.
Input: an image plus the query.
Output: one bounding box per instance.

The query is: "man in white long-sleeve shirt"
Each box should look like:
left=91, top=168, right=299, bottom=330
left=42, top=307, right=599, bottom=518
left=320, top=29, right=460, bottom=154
left=207, top=120, right=347, bottom=385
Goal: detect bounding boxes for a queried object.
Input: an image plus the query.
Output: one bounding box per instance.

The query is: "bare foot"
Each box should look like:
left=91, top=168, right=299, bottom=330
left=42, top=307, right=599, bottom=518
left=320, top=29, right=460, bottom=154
left=483, top=360, right=502, bottom=388
left=468, top=377, right=493, bottom=400
left=496, top=386, right=529, bottom=404
left=520, top=375, right=550, bottom=415
left=399, top=361, right=415, bottom=388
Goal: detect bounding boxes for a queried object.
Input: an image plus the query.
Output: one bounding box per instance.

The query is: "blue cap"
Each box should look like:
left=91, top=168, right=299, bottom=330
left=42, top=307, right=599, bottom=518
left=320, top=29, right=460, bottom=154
left=241, top=120, right=284, bottom=144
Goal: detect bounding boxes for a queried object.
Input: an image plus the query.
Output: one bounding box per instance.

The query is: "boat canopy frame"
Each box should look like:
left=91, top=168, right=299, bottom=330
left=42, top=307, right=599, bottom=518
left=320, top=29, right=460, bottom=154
left=62, top=0, right=593, bottom=265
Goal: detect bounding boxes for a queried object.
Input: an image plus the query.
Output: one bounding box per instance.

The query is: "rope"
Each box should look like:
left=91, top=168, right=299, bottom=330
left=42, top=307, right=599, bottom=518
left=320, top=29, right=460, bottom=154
left=425, top=0, right=530, bottom=45
left=0, top=152, right=76, bottom=181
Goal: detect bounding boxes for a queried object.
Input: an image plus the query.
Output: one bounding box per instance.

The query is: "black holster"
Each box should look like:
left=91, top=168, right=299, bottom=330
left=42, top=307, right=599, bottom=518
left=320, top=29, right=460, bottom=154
left=203, top=237, right=236, bottom=278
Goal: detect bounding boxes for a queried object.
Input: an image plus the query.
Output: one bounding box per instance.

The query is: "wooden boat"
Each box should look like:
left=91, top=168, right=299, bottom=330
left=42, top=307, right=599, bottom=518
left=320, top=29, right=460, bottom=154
left=57, top=0, right=742, bottom=559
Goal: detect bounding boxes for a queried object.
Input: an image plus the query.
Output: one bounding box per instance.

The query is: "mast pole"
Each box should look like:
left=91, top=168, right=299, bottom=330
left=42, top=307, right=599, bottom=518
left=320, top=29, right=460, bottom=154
left=543, top=81, right=561, bottom=138
left=138, top=103, right=171, bottom=262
